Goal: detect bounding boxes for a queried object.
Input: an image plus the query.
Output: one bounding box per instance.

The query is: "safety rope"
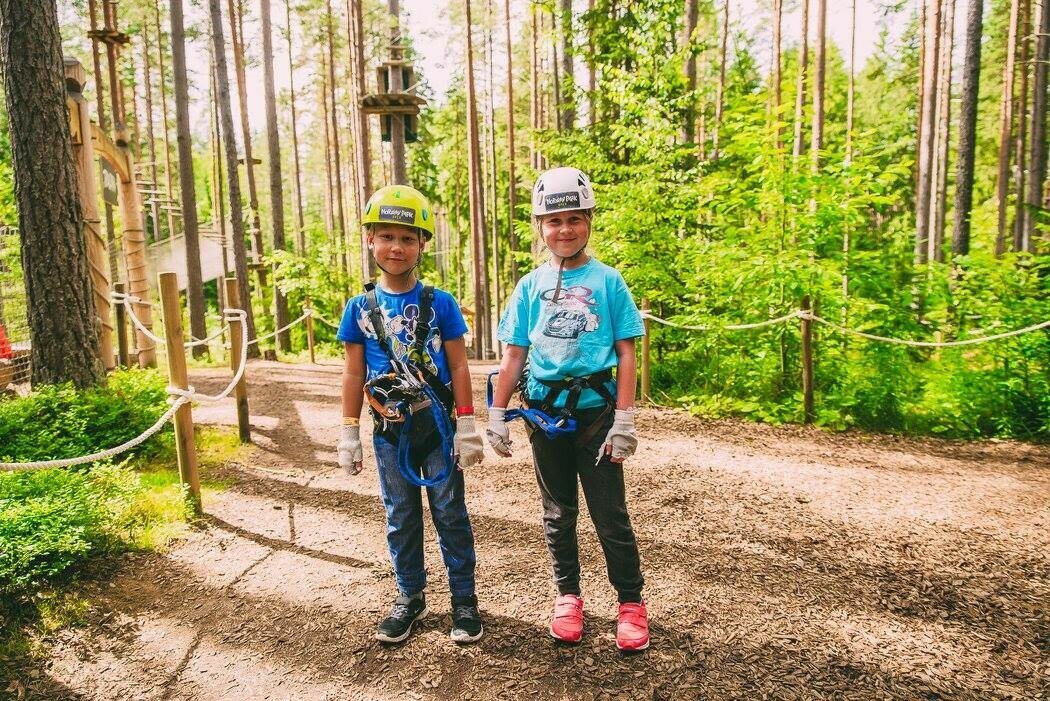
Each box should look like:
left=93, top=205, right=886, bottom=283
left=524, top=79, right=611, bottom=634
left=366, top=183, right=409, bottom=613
left=641, top=309, right=803, bottom=332
left=0, top=308, right=250, bottom=473
left=242, top=310, right=312, bottom=348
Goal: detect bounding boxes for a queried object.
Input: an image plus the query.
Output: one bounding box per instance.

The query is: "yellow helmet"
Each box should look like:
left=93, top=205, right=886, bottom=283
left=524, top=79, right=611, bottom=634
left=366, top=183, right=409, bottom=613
left=361, top=185, right=435, bottom=240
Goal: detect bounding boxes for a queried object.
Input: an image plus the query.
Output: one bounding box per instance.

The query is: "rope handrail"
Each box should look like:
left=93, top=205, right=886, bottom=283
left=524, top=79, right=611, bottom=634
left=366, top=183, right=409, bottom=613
left=0, top=308, right=250, bottom=473
left=313, top=310, right=341, bottom=330
left=242, top=310, right=312, bottom=348
left=642, top=307, right=1050, bottom=347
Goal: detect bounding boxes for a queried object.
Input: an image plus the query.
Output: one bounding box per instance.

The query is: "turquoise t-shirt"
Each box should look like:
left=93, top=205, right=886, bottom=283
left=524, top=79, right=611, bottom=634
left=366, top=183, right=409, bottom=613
left=497, top=258, right=645, bottom=409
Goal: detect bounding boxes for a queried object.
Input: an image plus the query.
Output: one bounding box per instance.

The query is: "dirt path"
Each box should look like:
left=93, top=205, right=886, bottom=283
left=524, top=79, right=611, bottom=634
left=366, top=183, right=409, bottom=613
left=14, top=360, right=1050, bottom=700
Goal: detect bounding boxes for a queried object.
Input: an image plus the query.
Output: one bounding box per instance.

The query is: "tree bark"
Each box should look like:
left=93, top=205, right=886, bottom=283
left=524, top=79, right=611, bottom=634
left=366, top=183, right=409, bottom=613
left=170, top=0, right=207, bottom=356
left=227, top=0, right=265, bottom=266
left=792, top=0, right=809, bottom=159
left=952, top=0, right=983, bottom=257
left=845, top=0, right=855, bottom=163
left=260, top=0, right=291, bottom=351
left=504, top=0, right=519, bottom=282
left=285, top=0, right=306, bottom=252
left=771, top=0, right=782, bottom=150
left=530, top=3, right=540, bottom=171
left=713, top=0, right=729, bottom=160
left=0, top=0, right=104, bottom=387
left=154, top=1, right=178, bottom=243
left=486, top=0, right=501, bottom=323
left=931, top=0, right=955, bottom=262
left=1022, top=0, right=1049, bottom=252
left=915, top=0, right=941, bottom=264
left=683, top=0, right=700, bottom=143
left=141, top=27, right=162, bottom=245
left=1012, top=0, right=1032, bottom=252
left=587, top=0, right=596, bottom=127
left=324, top=0, right=349, bottom=286
left=347, top=0, right=374, bottom=278
left=995, top=0, right=1021, bottom=256
left=559, top=0, right=575, bottom=129
left=465, top=0, right=490, bottom=358
left=810, top=0, right=826, bottom=172
left=208, top=0, right=258, bottom=350
left=386, top=0, right=408, bottom=185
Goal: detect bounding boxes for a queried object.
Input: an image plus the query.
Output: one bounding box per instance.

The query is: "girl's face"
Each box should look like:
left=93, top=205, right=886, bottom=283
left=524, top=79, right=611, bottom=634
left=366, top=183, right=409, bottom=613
left=539, top=210, right=591, bottom=258
left=368, top=224, right=424, bottom=274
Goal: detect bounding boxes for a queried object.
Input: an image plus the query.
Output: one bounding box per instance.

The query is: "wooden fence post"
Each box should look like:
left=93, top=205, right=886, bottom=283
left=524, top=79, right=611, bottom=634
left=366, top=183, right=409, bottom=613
left=801, top=295, right=815, bottom=424
left=225, top=277, right=252, bottom=443
left=305, top=300, right=316, bottom=364
left=159, top=272, right=202, bottom=513
left=114, top=282, right=129, bottom=368
left=641, top=297, right=651, bottom=405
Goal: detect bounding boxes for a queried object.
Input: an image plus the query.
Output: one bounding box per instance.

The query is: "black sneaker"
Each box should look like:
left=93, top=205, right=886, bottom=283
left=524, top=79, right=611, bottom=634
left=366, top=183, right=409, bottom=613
left=450, top=595, right=484, bottom=643
left=375, top=593, right=427, bottom=643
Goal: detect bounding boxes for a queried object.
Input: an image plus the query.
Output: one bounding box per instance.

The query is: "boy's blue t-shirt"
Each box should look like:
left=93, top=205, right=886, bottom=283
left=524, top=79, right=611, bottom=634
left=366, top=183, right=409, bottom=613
left=336, top=281, right=468, bottom=384
left=497, top=258, right=645, bottom=409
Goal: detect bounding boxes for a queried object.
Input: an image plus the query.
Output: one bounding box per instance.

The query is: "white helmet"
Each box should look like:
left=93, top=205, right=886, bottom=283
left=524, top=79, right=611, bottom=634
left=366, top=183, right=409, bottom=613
left=531, top=167, right=596, bottom=217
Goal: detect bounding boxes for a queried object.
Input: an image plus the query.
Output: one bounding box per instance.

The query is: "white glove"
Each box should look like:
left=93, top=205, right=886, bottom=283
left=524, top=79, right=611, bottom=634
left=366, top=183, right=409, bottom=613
left=454, top=416, right=485, bottom=468
left=485, top=407, right=512, bottom=457
left=600, top=409, right=638, bottom=464
left=337, top=424, right=363, bottom=475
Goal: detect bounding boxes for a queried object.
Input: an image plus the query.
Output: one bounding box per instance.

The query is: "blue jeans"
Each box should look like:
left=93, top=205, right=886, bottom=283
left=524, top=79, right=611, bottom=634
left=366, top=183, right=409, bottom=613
left=373, top=438, right=477, bottom=598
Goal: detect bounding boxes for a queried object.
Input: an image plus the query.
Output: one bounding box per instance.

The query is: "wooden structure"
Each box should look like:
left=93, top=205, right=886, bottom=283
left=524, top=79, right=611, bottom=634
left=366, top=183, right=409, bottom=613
left=65, top=59, right=157, bottom=369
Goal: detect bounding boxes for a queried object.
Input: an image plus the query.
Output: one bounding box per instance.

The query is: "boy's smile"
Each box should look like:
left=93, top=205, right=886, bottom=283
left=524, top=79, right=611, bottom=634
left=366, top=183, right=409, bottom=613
left=540, top=211, right=591, bottom=261
left=369, top=224, right=424, bottom=276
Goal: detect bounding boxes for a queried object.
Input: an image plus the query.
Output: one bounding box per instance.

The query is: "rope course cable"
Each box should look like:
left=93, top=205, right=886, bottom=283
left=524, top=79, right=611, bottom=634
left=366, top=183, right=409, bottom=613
left=642, top=310, right=803, bottom=332
left=241, top=310, right=312, bottom=348
left=0, top=308, right=251, bottom=473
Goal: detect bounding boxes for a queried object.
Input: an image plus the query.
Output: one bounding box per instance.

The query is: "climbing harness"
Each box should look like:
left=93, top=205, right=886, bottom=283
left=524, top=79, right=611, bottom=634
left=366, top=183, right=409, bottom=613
left=486, top=368, right=615, bottom=446
left=363, top=283, right=456, bottom=487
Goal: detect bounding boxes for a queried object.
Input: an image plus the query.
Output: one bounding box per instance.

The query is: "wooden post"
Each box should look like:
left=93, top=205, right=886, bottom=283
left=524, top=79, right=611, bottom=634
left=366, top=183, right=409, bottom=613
left=801, top=295, right=815, bottom=424
left=115, top=282, right=130, bottom=367
left=305, top=300, right=316, bottom=365
left=159, top=272, right=202, bottom=513
left=225, top=277, right=252, bottom=443
left=641, top=297, right=651, bottom=405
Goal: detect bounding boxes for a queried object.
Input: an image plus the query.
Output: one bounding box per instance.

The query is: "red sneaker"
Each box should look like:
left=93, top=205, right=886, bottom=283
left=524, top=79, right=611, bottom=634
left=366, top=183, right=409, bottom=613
left=549, top=594, right=584, bottom=643
left=616, top=601, right=650, bottom=651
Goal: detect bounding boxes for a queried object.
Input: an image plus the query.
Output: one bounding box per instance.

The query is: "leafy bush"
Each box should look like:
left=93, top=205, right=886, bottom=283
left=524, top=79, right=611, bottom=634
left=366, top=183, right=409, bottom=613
left=0, top=369, right=171, bottom=462
left=0, top=464, right=191, bottom=599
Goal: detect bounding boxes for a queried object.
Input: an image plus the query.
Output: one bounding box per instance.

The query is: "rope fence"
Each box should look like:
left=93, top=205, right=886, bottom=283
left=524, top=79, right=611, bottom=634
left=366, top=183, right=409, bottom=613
left=638, top=299, right=1050, bottom=423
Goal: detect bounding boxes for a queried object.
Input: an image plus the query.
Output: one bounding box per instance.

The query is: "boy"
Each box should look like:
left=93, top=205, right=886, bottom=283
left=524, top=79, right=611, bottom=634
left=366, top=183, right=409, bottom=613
left=486, top=167, right=650, bottom=652
left=336, top=185, right=485, bottom=644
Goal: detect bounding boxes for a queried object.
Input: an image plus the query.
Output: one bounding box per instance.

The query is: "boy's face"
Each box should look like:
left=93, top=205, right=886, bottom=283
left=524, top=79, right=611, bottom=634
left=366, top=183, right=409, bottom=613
left=368, top=224, right=425, bottom=274
left=539, top=210, right=591, bottom=258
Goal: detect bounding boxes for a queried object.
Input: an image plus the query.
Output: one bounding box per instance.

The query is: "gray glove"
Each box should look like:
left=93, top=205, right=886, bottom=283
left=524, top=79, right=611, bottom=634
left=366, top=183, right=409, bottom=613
left=337, top=424, right=363, bottom=475
left=600, top=409, right=638, bottom=463
left=486, top=407, right=512, bottom=457
left=454, top=416, right=485, bottom=468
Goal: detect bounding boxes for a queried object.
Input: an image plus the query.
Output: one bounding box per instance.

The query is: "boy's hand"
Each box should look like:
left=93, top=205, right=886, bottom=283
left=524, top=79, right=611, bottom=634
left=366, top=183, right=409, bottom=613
left=337, top=424, right=363, bottom=475
left=454, top=416, right=485, bottom=468
left=486, top=407, right=513, bottom=457
left=600, top=409, right=638, bottom=464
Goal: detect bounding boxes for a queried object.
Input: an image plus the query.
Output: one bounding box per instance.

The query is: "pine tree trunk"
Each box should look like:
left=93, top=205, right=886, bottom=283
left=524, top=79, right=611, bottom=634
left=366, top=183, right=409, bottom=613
left=504, top=0, right=519, bottom=282
left=486, top=0, right=501, bottom=322
left=208, top=0, right=258, bottom=348
left=154, top=1, right=178, bottom=242
left=792, top=0, right=810, bottom=159
left=530, top=3, right=540, bottom=172
left=0, top=0, right=104, bottom=387
left=931, top=0, right=955, bottom=262
left=915, top=0, right=941, bottom=264
left=559, top=0, right=575, bottom=129
left=325, top=0, right=349, bottom=286
left=285, top=0, right=306, bottom=252
left=845, top=0, right=855, bottom=163
left=227, top=0, right=264, bottom=267
left=810, top=0, right=826, bottom=172
left=320, top=50, right=335, bottom=240
left=347, top=0, right=374, bottom=278
left=995, top=0, right=1021, bottom=256
left=952, top=0, right=983, bottom=257
left=683, top=0, right=700, bottom=143
left=1012, top=0, right=1032, bottom=252
left=141, top=27, right=162, bottom=245
left=465, top=0, right=490, bottom=358
left=1022, top=0, right=1049, bottom=252
left=587, top=0, right=596, bottom=127
left=260, top=0, right=291, bottom=351
left=209, top=52, right=230, bottom=277
left=713, top=0, right=729, bottom=160
left=170, top=0, right=207, bottom=356
left=771, top=0, right=782, bottom=150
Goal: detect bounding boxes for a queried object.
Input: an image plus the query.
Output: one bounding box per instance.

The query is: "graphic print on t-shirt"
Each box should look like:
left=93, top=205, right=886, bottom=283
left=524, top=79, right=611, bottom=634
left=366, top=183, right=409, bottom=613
left=356, top=301, right=442, bottom=377
left=540, top=285, right=601, bottom=340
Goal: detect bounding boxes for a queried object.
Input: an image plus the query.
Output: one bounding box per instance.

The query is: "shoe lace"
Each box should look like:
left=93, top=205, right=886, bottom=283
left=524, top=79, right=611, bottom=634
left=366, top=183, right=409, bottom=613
left=452, top=603, right=478, bottom=622
left=389, top=601, right=412, bottom=620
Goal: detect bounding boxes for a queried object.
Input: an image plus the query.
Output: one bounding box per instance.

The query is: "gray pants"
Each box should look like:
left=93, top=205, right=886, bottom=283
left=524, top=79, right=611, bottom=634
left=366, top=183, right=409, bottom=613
left=527, top=405, right=644, bottom=602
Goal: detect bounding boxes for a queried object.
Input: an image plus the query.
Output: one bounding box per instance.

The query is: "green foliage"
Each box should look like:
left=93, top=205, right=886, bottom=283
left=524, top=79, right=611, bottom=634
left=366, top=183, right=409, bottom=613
left=0, top=369, right=171, bottom=462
